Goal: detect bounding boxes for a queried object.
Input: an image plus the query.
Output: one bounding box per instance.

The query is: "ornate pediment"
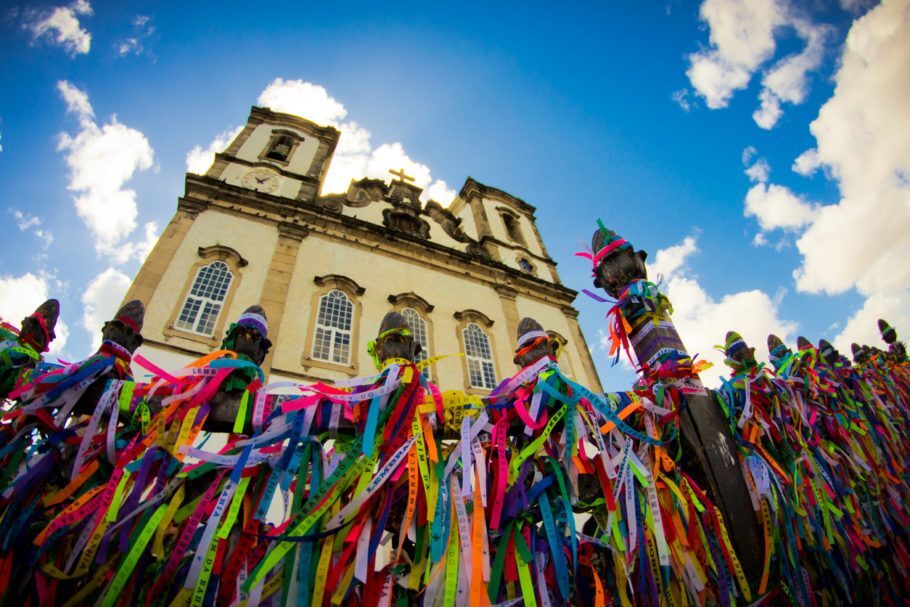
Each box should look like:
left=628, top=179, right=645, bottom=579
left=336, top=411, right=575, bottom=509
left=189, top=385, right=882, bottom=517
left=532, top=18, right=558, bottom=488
left=424, top=201, right=468, bottom=242
left=345, top=178, right=386, bottom=208
left=382, top=206, right=430, bottom=239
left=318, top=174, right=490, bottom=257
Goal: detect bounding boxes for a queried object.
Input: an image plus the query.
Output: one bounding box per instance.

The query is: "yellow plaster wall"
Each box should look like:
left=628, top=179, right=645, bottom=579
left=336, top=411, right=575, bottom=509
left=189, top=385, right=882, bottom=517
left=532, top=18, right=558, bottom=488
left=269, top=232, right=517, bottom=391
left=143, top=209, right=279, bottom=352
left=234, top=123, right=320, bottom=175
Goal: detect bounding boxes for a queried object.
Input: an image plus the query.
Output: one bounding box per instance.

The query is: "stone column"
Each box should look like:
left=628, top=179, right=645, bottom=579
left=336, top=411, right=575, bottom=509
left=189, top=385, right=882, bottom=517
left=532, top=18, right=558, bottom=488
left=494, top=284, right=520, bottom=346
left=258, top=222, right=309, bottom=375
left=561, top=306, right=603, bottom=392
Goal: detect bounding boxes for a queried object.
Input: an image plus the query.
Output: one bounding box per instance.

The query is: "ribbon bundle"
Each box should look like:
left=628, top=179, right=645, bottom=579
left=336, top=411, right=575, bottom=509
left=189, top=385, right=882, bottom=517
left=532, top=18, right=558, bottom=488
left=0, top=334, right=753, bottom=606
left=716, top=347, right=910, bottom=605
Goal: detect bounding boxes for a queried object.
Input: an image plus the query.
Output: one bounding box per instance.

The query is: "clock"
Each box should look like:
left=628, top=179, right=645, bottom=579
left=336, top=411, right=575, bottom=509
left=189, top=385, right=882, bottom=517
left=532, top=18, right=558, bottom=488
left=241, top=169, right=280, bottom=194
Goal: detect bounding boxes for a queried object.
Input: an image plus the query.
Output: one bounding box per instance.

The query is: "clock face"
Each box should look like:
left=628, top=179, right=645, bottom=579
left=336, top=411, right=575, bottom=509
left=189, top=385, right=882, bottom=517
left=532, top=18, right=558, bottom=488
left=241, top=169, right=280, bottom=194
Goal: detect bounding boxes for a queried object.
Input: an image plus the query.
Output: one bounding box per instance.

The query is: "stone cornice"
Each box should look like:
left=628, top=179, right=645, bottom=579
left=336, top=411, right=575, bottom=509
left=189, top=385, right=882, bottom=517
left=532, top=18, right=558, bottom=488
left=458, top=177, right=537, bottom=215
left=388, top=292, right=435, bottom=313
left=248, top=106, right=340, bottom=147
left=314, top=274, right=365, bottom=296
left=180, top=176, right=579, bottom=307
left=494, top=285, right=518, bottom=300
left=207, top=155, right=322, bottom=184
left=560, top=306, right=580, bottom=319
left=177, top=196, right=206, bottom=217
left=197, top=244, right=248, bottom=267
left=478, top=234, right=555, bottom=266
left=277, top=222, right=310, bottom=241
left=454, top=309, right=495, bottom=327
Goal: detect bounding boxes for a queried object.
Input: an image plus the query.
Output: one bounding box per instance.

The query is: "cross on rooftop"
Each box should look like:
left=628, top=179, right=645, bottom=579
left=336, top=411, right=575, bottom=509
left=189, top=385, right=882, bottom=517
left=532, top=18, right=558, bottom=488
left=389, top=168, right=415, bottom=183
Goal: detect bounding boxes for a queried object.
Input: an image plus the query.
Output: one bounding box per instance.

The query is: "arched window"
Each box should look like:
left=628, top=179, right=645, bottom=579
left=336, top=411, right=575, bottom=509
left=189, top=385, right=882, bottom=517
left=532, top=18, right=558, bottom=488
left=401, top=307, right=429, bottom=376
left=312, top=289, right=353, bottom=364
left=259, top=129, right=303, bottom=166
left=266, top=135, right=294, bottom=161
left=175, top=261, right=233, bottom=335
left=463, top=322, right=496, bottom=389
left=500, top=211, right=526, bottom=245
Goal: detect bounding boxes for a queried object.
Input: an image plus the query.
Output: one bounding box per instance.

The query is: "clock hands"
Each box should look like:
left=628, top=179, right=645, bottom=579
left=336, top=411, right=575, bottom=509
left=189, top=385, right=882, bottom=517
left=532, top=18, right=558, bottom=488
left=244, top=172, right=277, bottom=191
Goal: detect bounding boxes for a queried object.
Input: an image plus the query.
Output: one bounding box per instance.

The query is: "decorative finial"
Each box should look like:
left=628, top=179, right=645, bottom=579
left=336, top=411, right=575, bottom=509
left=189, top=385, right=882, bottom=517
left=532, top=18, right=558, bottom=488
left=102, top=300, right=145, bottom=354
left=514, top=317, right=552, bottom=367
left=223, top=304, right=272, bottom=365
left=369, top=311, right=420, bottom=366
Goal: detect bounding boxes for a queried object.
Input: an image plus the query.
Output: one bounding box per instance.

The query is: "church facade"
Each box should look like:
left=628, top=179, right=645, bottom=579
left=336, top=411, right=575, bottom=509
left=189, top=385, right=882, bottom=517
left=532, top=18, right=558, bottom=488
left=124, top=106, right=602, bottom=392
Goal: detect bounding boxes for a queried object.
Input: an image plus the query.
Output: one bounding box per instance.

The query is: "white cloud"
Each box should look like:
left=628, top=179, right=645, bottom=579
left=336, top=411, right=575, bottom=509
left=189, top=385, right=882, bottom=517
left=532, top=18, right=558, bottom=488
left=686, top=51, right=752, bottom=109
left=23, top=0, right=92, bottom=55
left=258, top=79, right=347, bottom=125
left=792, top=148, right=820, bottom=176
left=671, top=88, right=692, bottom=111
left=58, top=80, right=94, bottom=123
left=0, top=272, right=69, bottom=354
left=753, top=18, right=829, bottom=129
left=649, top=235, right=697, bottom=282
left=698, top=0, right=780, bottom=68
left=115, top=14, right=155, bottom=58
left=752, top=89, right=782, bottom=129
left=81, top=267, right=131, bottom=350
left=117, top=37, right=139, bottom=56
left=0, top=130, right=3, bottom=153
left=56, top=81, right=155, bottom=262
left=685, top=0, right=781, bottom=108
left=106, top=221, right=160, bottom=265
left=9, top=208, right=54, bottom=248
left=745, top=157, right=770, bottom=183
left=839, top=0, right=875, bottom=13
left=252, top=78, right=456, bottom=205
left=186, top=125, right=243, bottom=175
left=685, top=0, right=829, bottom=127
left=744, top=182, right=817, bottom=231
left=646, top=235, right=797, bottom=387
left=424, top=179, right=458, bottom=206
left=792, top=0, right=910, bottom=298
left=742, top=148, right=816, bottom=240
left=834, top=290, right=910, bottom=354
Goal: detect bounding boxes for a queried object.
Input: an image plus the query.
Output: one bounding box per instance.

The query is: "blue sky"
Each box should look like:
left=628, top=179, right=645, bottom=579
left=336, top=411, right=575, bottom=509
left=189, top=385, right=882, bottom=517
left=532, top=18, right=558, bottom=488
left=0, top=0, right=907, bottom=389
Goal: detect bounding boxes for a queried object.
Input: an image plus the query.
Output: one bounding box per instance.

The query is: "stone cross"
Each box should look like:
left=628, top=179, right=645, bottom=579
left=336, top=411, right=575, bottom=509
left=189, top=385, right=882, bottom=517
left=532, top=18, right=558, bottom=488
left=388, top=168, right=415, bottom=183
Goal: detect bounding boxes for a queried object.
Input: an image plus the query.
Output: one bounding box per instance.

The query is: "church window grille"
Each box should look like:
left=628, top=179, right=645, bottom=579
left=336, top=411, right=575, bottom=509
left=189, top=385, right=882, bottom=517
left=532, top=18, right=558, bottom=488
left=463, top=323, right=496, bottom=389
left=402, top=307, right=430, bottom=376
left=518, top=258, right=533, bottom=273
left=312, top=290, right=353, bottom=364
left=266, top=135, right=294, bottom=162
left=175, top=261, right=232, bottom=336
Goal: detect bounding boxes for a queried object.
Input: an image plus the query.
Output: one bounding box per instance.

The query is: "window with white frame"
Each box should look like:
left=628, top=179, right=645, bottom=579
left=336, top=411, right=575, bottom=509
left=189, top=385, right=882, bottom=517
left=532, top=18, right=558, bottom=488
left=402, top=307, right=430, bottom=376
left=175, top=261, right=233, bottom=335
left=312, top=290, right=353, bottom=364
left=463, top=322, right=496, bottom=389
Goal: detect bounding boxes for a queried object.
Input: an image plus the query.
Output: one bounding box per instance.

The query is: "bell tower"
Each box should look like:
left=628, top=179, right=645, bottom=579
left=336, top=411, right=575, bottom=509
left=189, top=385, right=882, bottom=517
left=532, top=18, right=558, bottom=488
left=205, top=106, right=340, bottom=203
